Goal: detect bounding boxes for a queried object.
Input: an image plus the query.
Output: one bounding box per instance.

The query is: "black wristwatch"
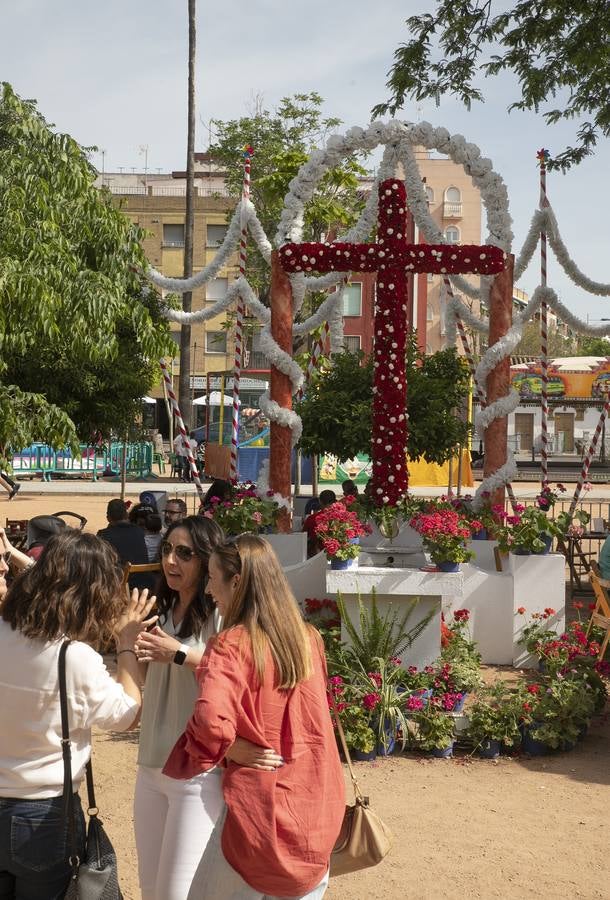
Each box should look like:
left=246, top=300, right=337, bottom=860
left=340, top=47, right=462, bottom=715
left=173, top=644, right=189, bottom=666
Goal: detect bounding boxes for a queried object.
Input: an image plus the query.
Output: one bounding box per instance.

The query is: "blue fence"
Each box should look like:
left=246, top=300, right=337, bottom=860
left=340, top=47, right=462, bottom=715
left=12, top=442, right=154, bottom=481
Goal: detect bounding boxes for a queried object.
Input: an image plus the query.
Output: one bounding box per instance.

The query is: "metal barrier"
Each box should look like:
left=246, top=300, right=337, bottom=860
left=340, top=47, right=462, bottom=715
left=11, top=442, right=153, bottom=481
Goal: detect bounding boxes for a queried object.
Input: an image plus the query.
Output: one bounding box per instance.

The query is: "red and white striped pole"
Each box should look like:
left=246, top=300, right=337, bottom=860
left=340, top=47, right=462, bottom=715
left=297, top=321, right=330, bottom=401
left=449, top=280, right=518, bottom=512
left=160, top=359, right=204, bottom=503
left=229, top=145, right=254, bottom=483
left=569, top=392, right=610, bottom=517
left=537, top=149, right=551, bottom=487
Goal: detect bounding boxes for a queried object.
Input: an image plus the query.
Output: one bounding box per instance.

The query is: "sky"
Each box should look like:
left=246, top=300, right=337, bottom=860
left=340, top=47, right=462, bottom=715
left=2, top=0, right=609, bottom=322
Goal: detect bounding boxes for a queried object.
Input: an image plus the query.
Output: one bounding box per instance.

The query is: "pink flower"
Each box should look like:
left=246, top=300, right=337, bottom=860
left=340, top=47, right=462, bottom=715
left=362, top=692, right=381, bottom=711
left=252, top=511, right=262, bottom=524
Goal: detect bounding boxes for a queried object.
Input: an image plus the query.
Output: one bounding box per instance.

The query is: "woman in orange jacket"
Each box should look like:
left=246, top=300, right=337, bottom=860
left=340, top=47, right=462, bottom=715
left=164, top=534, right=344, bottom=899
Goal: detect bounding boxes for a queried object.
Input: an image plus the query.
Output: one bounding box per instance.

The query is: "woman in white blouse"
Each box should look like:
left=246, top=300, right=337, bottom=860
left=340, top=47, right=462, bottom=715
left=0, top=529, right=154, bottom=900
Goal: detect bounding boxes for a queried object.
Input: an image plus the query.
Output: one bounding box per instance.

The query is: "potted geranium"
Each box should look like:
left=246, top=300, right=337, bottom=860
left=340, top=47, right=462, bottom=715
left=314, top=498, right=371, bottom=569
left=327, top=677, right=377, bottom=759
left=412, top=701, right=456, bottom=757
left=466, top=684, right=522, bottom=758
left=207, top=482, right=280, bottom=534
left=409, top=506, right=475, bottom=571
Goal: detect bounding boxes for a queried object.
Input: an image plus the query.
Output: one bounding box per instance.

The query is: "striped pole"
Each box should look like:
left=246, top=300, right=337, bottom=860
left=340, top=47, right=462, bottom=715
left=159, top=359, right=204, bottom=503
left=449, top=278, right=518, bottom=513
left=537, top=149, right=551, bottom=487
left=229, top=145, right=254, bottom=483
left=445, top=278, right=485, bottom=404
left=569, top=392, right=610, bottom=517
left=297, top=321, right=331, bottom=401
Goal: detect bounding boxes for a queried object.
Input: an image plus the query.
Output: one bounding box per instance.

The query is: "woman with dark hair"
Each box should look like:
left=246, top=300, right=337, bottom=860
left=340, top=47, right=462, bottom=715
left=0, top=530, right=154, bottom=900
left=164, top=535, right=344, bottom=900
left=133, top=517, right=280, bottom=900
left=200, top=479, right=232, bottom=513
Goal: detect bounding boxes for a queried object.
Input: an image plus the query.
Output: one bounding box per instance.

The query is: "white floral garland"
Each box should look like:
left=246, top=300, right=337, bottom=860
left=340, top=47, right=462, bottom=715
left=163, top=275, right=270, bottom=326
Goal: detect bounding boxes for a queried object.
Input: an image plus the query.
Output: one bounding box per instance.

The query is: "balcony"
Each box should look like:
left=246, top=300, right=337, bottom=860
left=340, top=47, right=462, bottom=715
left=162, top=241, right=185, bottom=248
left=244, top=350, right=271, bottom=370
left=443, top=201, right=463, bottom=219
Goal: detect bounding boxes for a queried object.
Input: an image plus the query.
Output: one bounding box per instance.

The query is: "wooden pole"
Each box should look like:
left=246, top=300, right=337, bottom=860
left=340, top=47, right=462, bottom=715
left=269, top=251, right=293, bottom=532
left=484, top=255, right=515, bottom=509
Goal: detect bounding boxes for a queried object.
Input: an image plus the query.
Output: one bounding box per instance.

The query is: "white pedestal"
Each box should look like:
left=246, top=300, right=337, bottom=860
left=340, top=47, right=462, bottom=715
left=326, top=567, right=463, bottom=670
left=442, top=549, right=566, bottom=667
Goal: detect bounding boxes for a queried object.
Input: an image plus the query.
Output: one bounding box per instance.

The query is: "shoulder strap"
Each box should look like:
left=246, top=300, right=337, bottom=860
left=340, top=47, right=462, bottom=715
left=59, top=641, right=81, bottom=871
left=328, top=684, right=365, bottom=804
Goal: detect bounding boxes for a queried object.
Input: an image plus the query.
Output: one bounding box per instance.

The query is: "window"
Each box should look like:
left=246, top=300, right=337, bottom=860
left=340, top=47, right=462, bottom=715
left=343, top=283, right=362, bottom=316
left=426, top=304, right=434, bottom=321
left=162, top=223, right=185, bottom=247
left=344, top=335, right=361, bottom=353
left=207, top=224, right=228, bottom=248
left=205, top=331, right=227, bottom=354
left=425, top=186, right=434, bottom=204
left=445, top=187, right=461, bottom=203
left=206, top=277, right=228, bottom=303
left=445, top=226, right=460, bottom=244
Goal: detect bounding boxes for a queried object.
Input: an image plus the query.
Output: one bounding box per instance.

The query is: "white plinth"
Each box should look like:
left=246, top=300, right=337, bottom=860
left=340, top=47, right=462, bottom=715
left=442, top=548, right=566, bottom=667
left=326, top=567, right=463, bottom=670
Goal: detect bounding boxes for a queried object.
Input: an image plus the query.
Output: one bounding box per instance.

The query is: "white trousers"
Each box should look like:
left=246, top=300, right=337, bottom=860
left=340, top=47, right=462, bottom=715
left=187, top=805, right=329, bottom=900
left=134, top=764, right=224, bottom=900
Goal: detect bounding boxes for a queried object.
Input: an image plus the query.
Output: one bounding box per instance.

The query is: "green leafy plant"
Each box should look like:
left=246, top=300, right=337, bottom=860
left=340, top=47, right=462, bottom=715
left=520, top=677, right=596, bottom=750
left=336, top=589, right=433, bottom=674
left=412, top=704, right=456, bottom=752
left=348, top=656, right=412, bottom=753
left=207, top=482, right=280, bottom=534
left=466, top=684, right=522, bottom=750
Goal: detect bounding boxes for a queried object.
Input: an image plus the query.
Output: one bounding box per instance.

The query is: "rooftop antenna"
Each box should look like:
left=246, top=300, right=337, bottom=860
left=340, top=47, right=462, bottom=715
left=99, top=149, right=106, bottom=183
left=139, top=144, right=149, bottom=189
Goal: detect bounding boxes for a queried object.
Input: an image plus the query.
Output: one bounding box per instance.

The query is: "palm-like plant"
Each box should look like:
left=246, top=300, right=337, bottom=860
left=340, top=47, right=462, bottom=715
left=336, top=589, right=433, bottom=673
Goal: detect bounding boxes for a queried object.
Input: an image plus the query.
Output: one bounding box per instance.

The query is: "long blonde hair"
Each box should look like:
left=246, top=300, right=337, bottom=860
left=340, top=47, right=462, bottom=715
left=213, top=535, right=312, bottom=688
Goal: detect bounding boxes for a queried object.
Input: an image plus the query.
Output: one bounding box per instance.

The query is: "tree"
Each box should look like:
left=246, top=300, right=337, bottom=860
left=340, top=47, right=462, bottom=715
left=209, top=93, right=369, bottom=305
left=0, top=84, right=172, bottom=454
left=373, top=1, right=610, bottom=170
left=574, top=335, right=610, bottom=357
left=296, top=342, right=471, bottom=464
left=512, top=321, right=575, bottom=357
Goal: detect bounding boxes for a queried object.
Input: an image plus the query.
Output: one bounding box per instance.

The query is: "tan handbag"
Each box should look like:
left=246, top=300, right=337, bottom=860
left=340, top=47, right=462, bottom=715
left=329, top=692, right=393, bottom=877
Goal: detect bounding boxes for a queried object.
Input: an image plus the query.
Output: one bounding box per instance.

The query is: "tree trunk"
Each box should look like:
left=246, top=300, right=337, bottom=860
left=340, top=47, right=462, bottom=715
left=178, top=0, right=196, bottom=429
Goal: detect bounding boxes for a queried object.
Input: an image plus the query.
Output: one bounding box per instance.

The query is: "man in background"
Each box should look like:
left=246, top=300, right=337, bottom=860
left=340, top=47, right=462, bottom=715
left=97, top=499, right=153, bottom=590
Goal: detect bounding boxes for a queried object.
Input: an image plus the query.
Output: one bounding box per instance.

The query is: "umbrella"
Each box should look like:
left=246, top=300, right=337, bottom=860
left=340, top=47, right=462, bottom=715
left=193, top=391, right=239, bottom=407
left=141, top=396, right=156, bottom=404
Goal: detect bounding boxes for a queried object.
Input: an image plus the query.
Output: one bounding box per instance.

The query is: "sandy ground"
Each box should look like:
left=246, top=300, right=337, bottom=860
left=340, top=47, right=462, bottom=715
left=7, top=489, right=610, bottom=899
left=92, top=715, right=610, bottom=900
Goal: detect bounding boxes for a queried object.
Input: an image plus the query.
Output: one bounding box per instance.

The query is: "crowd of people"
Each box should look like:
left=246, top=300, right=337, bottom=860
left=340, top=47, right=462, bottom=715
left=0, top=487, right=344, bottom=900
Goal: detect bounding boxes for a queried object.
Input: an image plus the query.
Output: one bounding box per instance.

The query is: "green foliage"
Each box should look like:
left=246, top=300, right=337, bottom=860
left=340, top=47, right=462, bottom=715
left=209, top=93, right=368, bottom=304
left=574, top=336, right=610, bottom=357
left=296, top=340, right=471, bottom=464
left=512, top=322, right=575, bottom=358
left=466, top=683, right=523, bottom=749
left=412, top=705, right=456, bottom=751
left=373, top=1, right=610, bottom=170
left=0, top=84, right=173, bottom=450
left=336, top=589, right=433, bottom=674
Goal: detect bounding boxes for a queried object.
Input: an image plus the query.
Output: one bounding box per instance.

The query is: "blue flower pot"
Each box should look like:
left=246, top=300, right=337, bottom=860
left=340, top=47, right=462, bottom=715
left=329, top=558, right=350, bottom=570
left=377, top=737, right=395, bottom=756
left=431, top=744, right=454, bottom=758
left=478, top=739, right=501, bottom=759
left=534, top=534, right=553, bottom=555
left=520, top=723, right=553, bottom=756
left=472, top=528, right=488, bottom=540
left=560, top=739, right=576, bottom=752
left=453, top=692, right=467, bottom=713
left=437, top=560, right=460, bottom=573
left=352, top=747, right=377, bottom=761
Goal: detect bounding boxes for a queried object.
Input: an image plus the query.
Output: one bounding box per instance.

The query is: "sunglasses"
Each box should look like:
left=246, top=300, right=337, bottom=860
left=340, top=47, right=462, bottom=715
left=161, top=541, right=196, bottom=562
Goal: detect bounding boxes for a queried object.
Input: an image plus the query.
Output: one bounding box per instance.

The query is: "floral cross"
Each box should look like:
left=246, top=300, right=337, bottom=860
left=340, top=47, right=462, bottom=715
left=280, top=178, right=506, bottom=504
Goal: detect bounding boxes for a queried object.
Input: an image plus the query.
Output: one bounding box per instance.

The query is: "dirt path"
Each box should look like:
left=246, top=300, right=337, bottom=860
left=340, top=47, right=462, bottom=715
left=92, top=713, right=609, bottom=900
